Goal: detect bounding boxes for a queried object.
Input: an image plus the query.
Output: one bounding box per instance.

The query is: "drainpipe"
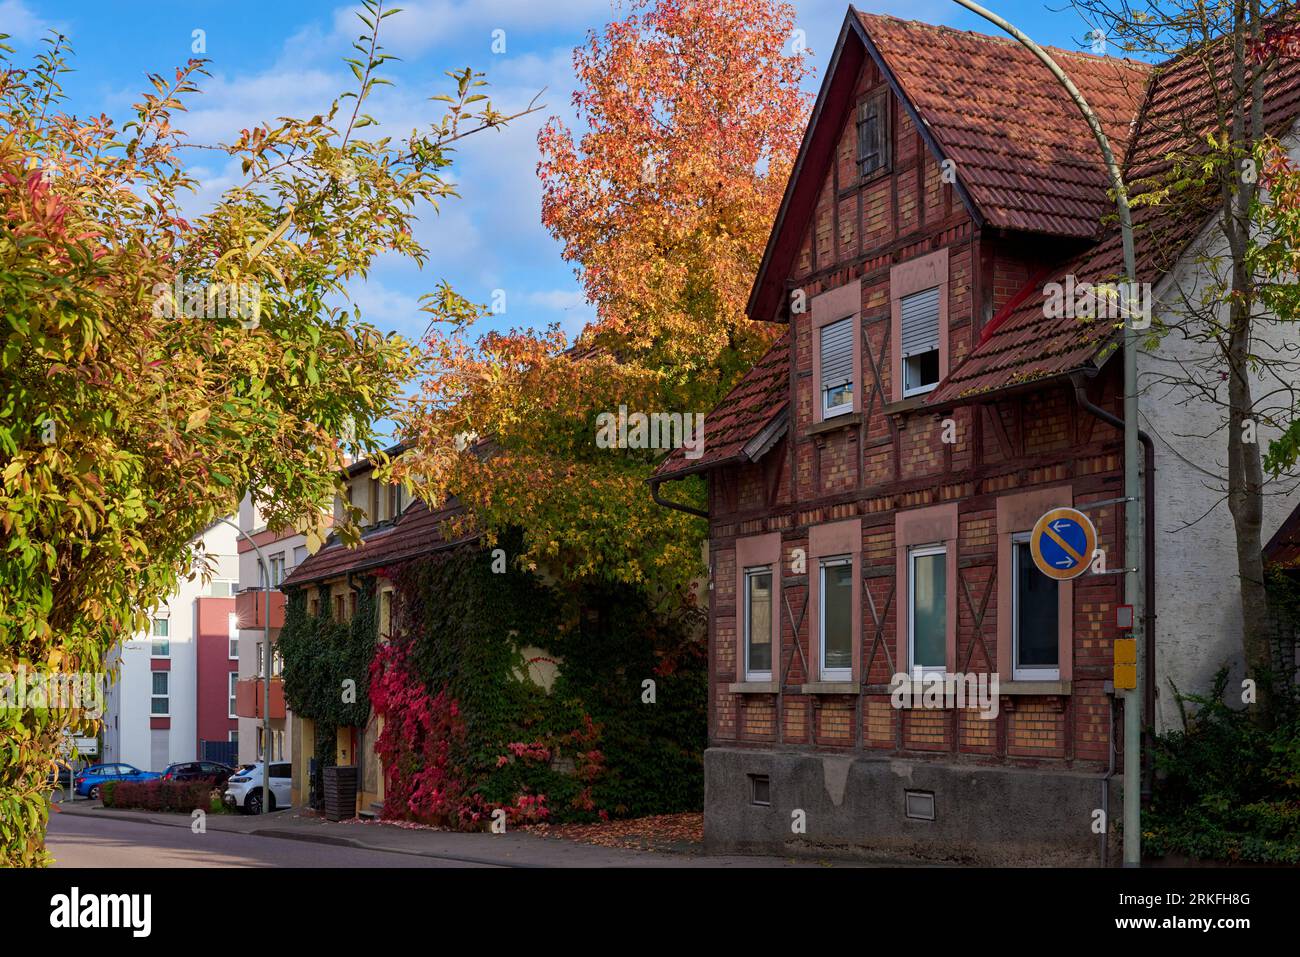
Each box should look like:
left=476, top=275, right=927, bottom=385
left=954, top=0, right=1143, bottom=868
left=1071, top=373, right=1157, bottom=799
left=649, top=474, right=709, bottom=519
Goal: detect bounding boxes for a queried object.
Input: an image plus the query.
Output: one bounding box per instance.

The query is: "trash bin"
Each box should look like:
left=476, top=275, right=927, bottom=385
left=322, top=765, right=358, bottom=821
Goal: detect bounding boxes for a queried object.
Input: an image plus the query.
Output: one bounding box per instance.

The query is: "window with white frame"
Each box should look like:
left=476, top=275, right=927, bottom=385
left=151, top=672, right=169, bottom=716
left=228, top=612, right=238, bottom=659
left=908, top=545, right=947, bottom=677
left=151, top=618, right=170, bottom=657
left=743, top=566, right=774, bottom=680
left=1012, top=534, right=1060, bottom=680
left=819, top=317, right=855, bottom=417
left=229, top=672, right=239, bottom=718
left=900, top=286, right=941, bottom=397
left=819, top=556, right=853, bottom=680
left=269, top=553, right=286, bottom=586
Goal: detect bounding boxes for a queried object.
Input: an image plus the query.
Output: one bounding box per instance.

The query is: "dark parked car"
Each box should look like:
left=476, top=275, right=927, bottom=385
left=47, top=765, right=76, bottom=790
left=161, top=761, right=235, bottom=787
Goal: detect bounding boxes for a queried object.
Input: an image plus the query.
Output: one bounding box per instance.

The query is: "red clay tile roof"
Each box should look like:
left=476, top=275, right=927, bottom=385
left=858, top=13, right=1153, bottom=239
left=682, top=12, right=1300, bottom=460
left=928, top=14, right=1300, bottom=406
left=926, top=196, right=1212, bottom=404
left=655, top=332, right=789, bottom=479
left=1264, top=502, right=1300, bottom=568
left=280, top=496, right=473, bottom=588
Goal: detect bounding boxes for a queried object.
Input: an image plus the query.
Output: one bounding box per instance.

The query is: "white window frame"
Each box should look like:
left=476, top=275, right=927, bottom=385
left=228, top=672, right=239, bottom=718
left=907, top=544, right=947, bottom=679
left=150, top=618, right=170, bottom=658
left=150, top=672, right=169, bottom=716
left=1012, top=533, right=1061, bottom=681
left=743, top=565, right=774, bottom=681
left=823, top=384, right=854, bottom=418
left=269, top=553, right=286, bottom=587
left=902, top=355, right=940, bottom=399
left=819, top=556, right=853, bottom=681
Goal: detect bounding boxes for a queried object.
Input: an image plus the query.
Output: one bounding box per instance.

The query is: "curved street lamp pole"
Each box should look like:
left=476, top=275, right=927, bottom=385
left=214, top=516, right=272, bottom=819
left=949, top=0, right=1143, bottom=867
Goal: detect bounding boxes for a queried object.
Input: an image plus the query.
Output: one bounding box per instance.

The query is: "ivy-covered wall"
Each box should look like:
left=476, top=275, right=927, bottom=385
left=280, top=531, right=706, bottom=828
left=278, top=579, right=379, bottom=775
left=374, top=531, right=707, bottom=828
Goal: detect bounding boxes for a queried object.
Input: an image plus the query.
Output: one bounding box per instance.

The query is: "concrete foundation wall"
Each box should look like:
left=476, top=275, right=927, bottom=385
left=705, top=746, right=1120, bottom=866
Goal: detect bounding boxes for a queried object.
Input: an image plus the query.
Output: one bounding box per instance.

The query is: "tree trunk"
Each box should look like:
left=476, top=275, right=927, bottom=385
left=1223, top=0, right=1277, bottom=724
left=1227, top=302, right=1277, bottom=725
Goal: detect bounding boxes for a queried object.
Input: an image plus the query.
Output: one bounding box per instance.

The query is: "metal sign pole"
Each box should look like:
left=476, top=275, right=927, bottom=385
left=951, top=0, right=1143, bottom=867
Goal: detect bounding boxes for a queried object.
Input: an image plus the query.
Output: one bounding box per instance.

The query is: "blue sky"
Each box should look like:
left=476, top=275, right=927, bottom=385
left=3, top=0, right=1103, bottom=351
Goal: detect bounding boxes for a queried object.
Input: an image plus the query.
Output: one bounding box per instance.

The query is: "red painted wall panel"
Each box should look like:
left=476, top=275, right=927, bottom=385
left=194, top=596, right=238, bottom=756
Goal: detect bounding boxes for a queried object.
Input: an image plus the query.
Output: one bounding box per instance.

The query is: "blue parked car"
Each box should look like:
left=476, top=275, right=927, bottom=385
left=75, top=763, right=160, bottom=798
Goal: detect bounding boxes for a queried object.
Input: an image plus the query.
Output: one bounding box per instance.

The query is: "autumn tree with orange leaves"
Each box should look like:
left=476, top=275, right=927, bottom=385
left=397, top=0, right=810, bottom=600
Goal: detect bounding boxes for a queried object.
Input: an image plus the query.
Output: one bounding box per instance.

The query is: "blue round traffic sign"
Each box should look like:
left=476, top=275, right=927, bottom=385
left=1030, top=507, right=1097, bottom=581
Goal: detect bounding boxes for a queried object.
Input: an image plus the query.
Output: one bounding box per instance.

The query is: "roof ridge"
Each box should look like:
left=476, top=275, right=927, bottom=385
left=855, top=10, right=1152, bottom=69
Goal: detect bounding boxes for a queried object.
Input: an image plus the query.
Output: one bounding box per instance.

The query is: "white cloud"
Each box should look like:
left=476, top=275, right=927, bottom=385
left=0, top=0, right=62, bottom=44
left=326, top=0, right=617, bottom=57
left=525, top=289, right=588, bottom=311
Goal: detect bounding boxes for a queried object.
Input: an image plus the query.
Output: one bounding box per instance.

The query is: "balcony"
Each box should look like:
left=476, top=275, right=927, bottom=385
left=235, top=588, right=286, bottom=630
left=235, top=677, right=286, bottom=719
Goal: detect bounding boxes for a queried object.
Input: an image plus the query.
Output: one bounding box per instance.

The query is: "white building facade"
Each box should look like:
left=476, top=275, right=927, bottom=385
left=103, top=520, right=239, bottom=772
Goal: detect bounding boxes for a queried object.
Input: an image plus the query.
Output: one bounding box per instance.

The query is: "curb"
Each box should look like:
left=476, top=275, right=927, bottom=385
left=247, top=827, right=522, bottom=867
left=53, top=803, right=532, bottom=867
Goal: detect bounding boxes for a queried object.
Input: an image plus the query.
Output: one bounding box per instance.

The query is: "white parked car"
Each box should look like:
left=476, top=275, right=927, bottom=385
left=224, top=761, right=292, bottom=814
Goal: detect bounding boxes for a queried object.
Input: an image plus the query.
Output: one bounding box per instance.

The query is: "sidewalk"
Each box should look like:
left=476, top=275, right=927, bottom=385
left=51, top=801, right=843, bottom=868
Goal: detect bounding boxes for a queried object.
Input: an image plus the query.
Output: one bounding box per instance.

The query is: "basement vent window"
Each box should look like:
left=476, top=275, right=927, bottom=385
left=904, top=789, right=935, bottom=821
left=749, top=774, right=771, bottom=807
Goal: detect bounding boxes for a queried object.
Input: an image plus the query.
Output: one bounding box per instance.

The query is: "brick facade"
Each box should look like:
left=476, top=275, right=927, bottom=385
left=703, top=43, right=1127, bottom=778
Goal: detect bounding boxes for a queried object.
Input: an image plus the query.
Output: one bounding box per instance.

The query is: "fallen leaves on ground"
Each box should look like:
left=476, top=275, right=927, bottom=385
left=522, top=812, right=703, bottom=853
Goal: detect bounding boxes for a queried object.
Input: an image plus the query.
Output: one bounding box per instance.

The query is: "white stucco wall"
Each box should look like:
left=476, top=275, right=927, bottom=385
left=1138, top=128, right=1300, bottom=730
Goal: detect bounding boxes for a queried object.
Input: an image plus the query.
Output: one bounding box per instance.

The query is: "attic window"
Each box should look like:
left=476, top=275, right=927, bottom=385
left=857, top=89, right=890, bottom=179
left=900, top=286, right=941, bottom=397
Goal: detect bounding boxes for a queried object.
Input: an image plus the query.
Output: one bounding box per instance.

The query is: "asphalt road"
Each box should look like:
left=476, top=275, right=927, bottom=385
left=47, top=811, right=496, bottom=868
